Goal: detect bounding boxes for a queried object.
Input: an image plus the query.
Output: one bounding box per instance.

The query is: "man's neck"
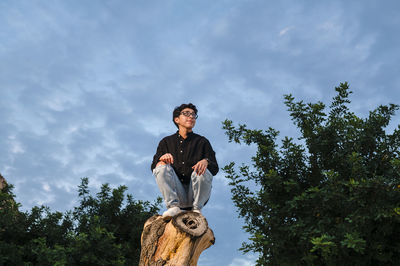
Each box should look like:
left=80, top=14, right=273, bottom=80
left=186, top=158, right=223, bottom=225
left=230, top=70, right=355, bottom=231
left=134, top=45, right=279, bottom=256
left=178, top=128, right=192, bottom=139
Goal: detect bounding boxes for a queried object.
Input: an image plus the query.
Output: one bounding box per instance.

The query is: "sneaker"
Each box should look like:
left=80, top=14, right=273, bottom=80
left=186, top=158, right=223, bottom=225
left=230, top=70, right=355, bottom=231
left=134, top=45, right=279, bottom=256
left=192, top=208, right=201, bottom=214
left=162, top=206, right=182, bottom=219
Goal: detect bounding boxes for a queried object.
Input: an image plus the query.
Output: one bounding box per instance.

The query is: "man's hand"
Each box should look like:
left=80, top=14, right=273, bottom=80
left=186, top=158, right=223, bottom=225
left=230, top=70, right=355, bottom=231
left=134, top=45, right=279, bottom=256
left=159, top=153, right=174, bottom=164
left=192, top=159, right=208, bottom=176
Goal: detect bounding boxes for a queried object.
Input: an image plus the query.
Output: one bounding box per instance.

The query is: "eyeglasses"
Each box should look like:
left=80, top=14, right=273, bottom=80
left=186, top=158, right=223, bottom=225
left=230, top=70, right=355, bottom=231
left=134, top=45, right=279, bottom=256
left=180, top=111, right=198, bottom=119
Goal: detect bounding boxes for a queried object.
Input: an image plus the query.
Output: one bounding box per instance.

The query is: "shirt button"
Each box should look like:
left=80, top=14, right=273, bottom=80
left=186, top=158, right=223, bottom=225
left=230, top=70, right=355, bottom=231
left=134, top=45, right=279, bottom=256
left=180, top=150, right=183, bottom=153
left=182, top=162, right=185, bottom=164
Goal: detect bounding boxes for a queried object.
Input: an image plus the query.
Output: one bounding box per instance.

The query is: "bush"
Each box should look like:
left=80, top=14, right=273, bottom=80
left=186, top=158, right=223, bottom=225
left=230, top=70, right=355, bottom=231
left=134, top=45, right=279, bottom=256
left=223, top=83, right=400, bottom=265
left=0, top=176, right=160, bottom=265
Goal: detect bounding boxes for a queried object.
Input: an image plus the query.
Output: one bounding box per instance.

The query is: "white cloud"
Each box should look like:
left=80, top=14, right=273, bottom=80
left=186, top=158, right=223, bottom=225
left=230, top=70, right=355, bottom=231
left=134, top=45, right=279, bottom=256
left=279, top=26, right=293, bottom=36
left=229, top=254, right=257, bottom=266
left=138, top=116, right=175, bottom=137
left=8, top=136, right=25, bottom=154
left=1, top=1, right=400, bottom=265
left=29, top=187, right=56, bottom=206
left=207, top=202, right=228, bottom=211
left=54, top=179, right=76, bottom=194
left=42, top=182, right=51, bottom=192
left=213, top=19, right=230, bottom=36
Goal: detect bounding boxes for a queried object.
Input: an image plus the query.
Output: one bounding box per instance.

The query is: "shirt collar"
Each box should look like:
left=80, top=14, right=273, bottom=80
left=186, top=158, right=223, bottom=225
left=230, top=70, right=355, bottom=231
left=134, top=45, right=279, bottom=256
left=176, top=131, right=194, bottom=140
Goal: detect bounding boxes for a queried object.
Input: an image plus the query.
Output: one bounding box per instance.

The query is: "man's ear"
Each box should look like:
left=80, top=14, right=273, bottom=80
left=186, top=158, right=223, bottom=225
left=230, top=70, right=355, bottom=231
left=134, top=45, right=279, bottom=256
left=174, top=117, right=179, bottom=124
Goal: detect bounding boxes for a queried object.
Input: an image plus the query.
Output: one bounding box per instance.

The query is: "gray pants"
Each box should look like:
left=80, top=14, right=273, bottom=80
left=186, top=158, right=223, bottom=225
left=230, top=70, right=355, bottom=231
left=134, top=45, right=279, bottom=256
left=153, top=164, right=213, bottom=210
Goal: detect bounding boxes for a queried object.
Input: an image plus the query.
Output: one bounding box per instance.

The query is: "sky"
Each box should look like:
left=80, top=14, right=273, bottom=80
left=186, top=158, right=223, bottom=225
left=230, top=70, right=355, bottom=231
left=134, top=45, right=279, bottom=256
left=1, top=0, right=400, bottom=265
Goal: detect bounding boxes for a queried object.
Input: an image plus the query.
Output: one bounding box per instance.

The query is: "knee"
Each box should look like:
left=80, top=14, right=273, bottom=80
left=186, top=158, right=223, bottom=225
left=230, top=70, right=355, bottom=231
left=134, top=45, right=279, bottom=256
left=153, top=163, right=171, bottom=177
left=192, top=170, right=213, bottom=183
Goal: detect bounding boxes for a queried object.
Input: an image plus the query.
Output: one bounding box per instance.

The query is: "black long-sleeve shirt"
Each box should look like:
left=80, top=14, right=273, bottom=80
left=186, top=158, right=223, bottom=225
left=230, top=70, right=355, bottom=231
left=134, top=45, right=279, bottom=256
left=151, top=131, right=219, bottom=184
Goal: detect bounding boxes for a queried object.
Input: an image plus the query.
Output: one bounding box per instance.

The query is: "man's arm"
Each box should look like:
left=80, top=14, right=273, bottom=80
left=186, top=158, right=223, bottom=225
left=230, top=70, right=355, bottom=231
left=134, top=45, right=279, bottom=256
left=192, top=138, right=219, bottom=176
left=205, top=139, right=219, bottom=175
left=151, top=139, right=168, bottom=171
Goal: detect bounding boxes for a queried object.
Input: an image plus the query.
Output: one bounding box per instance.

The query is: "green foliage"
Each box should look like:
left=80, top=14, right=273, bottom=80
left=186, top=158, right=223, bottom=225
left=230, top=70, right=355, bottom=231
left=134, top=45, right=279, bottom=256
left=0, top=177, right=161, bottom=265
left=223, top=83, right=400, bottom=265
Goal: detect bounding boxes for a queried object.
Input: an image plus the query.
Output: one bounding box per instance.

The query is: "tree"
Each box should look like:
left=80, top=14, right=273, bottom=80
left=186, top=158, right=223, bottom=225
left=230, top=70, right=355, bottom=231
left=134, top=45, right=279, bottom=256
left=0, top=175, right=160, bottom=265
left=223, top=83, right=400, bottom=265
left=139, top=212, right=215, bottom=265
left=71, top=177, right=161, bottom=265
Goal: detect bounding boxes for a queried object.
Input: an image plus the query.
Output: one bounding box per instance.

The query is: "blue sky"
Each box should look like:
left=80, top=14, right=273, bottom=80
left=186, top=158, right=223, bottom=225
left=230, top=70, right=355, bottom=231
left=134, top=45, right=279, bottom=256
left=1, top=1, right=400, bottom=265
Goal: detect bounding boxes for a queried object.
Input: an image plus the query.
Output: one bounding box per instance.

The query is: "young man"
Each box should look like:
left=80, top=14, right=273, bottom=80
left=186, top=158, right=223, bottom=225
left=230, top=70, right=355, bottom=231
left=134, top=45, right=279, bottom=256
left=151, top=103, right=219, bottom=218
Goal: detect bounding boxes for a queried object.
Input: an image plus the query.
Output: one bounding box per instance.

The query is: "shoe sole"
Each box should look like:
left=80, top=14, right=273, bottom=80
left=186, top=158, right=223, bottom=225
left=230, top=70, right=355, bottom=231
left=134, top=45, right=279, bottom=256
left=162, top=215, right=173, bottom=221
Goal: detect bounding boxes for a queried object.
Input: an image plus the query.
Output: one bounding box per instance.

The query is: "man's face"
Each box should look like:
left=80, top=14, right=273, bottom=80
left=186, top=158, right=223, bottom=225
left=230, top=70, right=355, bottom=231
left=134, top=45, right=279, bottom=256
left=175, top=108, right=197, bottom=130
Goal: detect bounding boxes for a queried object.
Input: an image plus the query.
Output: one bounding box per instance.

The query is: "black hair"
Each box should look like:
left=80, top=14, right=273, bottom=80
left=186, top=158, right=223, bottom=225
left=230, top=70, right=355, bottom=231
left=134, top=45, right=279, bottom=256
left=172, top=103, right=198, bottom=128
